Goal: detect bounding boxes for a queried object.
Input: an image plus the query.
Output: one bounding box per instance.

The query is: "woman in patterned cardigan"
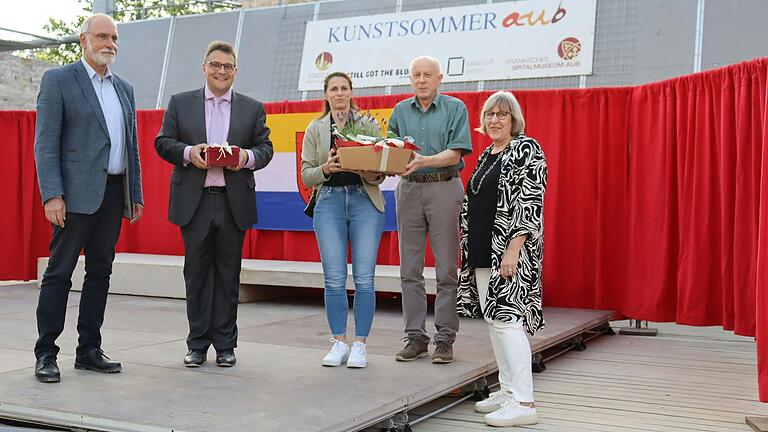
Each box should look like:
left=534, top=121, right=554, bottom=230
left=456, top=91, right=547, bottom=427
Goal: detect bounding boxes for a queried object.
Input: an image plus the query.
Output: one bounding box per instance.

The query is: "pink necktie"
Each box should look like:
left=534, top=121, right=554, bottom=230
left=205, top=98, right=225, bottom=187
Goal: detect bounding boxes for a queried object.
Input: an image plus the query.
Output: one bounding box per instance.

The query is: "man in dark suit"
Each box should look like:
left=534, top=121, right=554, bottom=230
left=33, top=13, right=144, bottom=383
left=155, top=41, right=273, bottom=367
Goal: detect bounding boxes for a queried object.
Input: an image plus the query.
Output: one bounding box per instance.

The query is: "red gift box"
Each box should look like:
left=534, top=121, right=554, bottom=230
left=205, top=145, right=240, bottom=167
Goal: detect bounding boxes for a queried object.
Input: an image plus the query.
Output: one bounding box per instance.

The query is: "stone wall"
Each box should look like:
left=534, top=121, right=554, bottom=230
left=0, top=52, right=55, bottom=110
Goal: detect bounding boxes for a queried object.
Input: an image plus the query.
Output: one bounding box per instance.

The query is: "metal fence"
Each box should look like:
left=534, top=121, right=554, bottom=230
left=109, top=0, right=767, bottom=108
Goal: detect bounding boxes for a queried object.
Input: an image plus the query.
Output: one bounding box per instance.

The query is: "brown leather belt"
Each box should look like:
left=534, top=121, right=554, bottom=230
left=404, top=170, right=459, bottom=183
left=106, top=174, right=123, bottom=184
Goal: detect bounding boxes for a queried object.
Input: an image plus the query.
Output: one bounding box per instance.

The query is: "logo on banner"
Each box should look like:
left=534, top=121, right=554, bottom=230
left=557, top=37, right=581, bottom=60
left=315, top=52, right=333, bottom=71
left=502, top=2, right=567, bottom=27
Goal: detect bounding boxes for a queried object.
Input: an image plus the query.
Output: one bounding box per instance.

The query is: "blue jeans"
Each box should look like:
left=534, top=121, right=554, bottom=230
left=313, top=185, right=384, bottom=338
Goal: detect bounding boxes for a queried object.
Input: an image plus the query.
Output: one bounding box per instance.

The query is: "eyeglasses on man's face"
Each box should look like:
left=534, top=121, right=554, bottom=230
left=484, top=111, right=511, bottom=121
left=205, top=61, right=236, bottom=73
left=86, top=32, right=118, bottom=44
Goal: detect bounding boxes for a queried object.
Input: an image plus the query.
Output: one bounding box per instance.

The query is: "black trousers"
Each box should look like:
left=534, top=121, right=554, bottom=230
left=181, top=191, right=245, bottom=351
left=34, top=181, right=124, bottom=359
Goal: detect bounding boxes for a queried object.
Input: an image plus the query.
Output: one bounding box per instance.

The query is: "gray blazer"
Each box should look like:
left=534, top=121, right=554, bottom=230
left=154, top=88, right=273, bottom=230
left=34, top=61, right=143, bottom=218
left=300, top=113, right=385, bottom=212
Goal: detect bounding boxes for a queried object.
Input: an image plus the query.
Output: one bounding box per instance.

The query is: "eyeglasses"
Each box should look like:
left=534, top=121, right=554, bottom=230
left=484, top=111, right=511, bottom=121
left=86, top=32, right=118, bottom=43
left=205, top=61, right=236, bottom=73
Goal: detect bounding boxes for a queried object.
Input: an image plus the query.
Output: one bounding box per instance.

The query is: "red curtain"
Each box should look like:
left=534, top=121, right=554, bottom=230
left=517, top=88, right=633, bottom=312
left=3, top=58, right=768, bottom=400
left=757, top=63, right=768, bottom=402
left=0, top=111, right=50, bottom=281
left=626, top=61, right=767, bottom=335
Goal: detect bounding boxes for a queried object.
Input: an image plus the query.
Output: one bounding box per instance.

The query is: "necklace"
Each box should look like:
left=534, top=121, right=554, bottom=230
left=469, top=150, right=503, bottom=195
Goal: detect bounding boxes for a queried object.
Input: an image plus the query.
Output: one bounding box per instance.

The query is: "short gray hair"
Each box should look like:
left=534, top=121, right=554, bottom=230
left=476, top=91, right=526, bottom=136
left=409, top=55, right=441, bottom=74
left=80, top=13, right=116, bottom=34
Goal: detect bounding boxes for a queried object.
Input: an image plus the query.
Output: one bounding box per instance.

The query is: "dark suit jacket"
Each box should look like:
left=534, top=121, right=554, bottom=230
left=154, top=88, right=273, bottom=230
left=34, top=61, right=143, bottom=217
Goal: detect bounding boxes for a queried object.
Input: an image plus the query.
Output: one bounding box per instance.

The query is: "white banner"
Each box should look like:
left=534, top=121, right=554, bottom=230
left=298, top=0, right=597, bottom=91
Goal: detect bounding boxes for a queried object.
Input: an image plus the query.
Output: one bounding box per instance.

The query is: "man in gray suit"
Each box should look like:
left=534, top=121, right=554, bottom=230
left=155, top=41, right=273, bottom=367
left=33, top=13, right=143, bottom=383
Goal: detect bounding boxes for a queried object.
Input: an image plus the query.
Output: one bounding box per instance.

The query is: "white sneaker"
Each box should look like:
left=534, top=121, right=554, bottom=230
left=321, top=338, right=350, bottom=367
left=484, top=400, right=538, bottom=427
left=474, top=390, right=515, bottom=413
left=347, top=341, right=368, bottom=368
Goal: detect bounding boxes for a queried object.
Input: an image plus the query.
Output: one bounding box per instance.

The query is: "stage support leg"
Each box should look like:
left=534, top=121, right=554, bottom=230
left=379, top=412, right=410, bottom=432
left=602, top=322, right=616, bottom=335
left=570, top=335, right=587, bottom=351
left=619, top=319, right=658, bottom=336
left=470, top=376, right=490, bottom=401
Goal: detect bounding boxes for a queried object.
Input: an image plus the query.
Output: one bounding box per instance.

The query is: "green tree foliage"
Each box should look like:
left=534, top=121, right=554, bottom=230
left=31, top=0, right=239, bottom=64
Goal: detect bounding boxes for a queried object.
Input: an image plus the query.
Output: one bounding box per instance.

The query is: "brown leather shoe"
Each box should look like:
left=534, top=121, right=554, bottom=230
left=432, top=342, right=454, bottom=364
left=395, top=338, right=429, bottom=361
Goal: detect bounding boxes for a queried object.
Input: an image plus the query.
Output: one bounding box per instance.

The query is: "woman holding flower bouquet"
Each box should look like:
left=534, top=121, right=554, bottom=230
left=457, top=91, right=547, bottom=427
left=300, top=72, right=386, bottom=368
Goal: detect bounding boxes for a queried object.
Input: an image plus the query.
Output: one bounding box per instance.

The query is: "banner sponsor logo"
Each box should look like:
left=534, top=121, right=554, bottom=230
left=501, top=1, right=566, bottom=27
left=557, top=37, right=581, bottom=60
left=299, top=0, right=596, bottom=90
left=315, top=52, right=333, bottom=71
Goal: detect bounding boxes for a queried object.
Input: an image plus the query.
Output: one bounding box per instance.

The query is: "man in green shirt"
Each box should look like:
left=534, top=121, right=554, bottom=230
left=389, top=55, right=472, bottom=364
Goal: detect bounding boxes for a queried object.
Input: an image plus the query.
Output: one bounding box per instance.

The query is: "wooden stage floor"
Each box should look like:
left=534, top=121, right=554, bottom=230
left=411, top=321, right=767, bottom=432
left=0, top=282, right=612, bottom=432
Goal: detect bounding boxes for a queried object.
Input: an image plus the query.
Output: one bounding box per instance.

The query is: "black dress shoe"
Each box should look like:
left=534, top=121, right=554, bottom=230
left=216, top=349, right=236, bottom=367
left=183, top=349, right=207, bottom=367
left=35, top=355, right=60, bottom=383
left=74, top=349, right=122, bottom=373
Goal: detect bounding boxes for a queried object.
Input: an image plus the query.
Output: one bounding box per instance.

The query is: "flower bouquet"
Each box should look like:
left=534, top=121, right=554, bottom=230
left=204, top=141, right=240, bottom=167
left=332, top=111, right=419, bottom=175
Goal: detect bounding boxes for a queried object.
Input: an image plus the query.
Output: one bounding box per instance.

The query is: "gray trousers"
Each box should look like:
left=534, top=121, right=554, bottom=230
left=395, top=177, right=464, bottom=344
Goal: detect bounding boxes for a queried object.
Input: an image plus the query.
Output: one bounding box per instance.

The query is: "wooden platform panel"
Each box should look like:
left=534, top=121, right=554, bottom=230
left=747, top=416, right=768, bottom=432
left=412, top=321, right=767, bottom=432
left=37, top=253, right=437, bottom=299
left=0, top=283, right=611, bottom=432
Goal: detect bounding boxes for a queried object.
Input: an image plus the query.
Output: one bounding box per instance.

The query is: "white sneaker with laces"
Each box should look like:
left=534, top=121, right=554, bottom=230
left=321, top=338, right=350, bottom=367
left=346, top=341, right=368, bottom=368
left=484, top=400, right=538, bottom=427
left=474, top=390, right=515, bottom=413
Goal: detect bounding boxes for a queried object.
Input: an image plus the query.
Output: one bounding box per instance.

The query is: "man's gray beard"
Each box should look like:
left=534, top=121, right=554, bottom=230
left=89, top=48, right=116, bottom=66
